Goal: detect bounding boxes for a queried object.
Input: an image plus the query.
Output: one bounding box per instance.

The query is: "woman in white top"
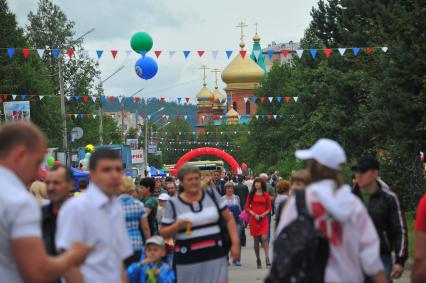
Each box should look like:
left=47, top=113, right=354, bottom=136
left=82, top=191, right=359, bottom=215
left=272, top=139, right=387, bottom=283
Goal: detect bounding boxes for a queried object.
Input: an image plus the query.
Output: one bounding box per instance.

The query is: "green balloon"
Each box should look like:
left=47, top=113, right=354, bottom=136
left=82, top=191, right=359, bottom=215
left=47, top=156, right=55, bottom=166
left=130, top=32, right=153, bottom=53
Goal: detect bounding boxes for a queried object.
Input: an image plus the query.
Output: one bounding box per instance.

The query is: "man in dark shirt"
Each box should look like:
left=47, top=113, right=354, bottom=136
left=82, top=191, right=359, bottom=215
left=234, top=176, right=249, bottom=210
left=42, top=165, right=74, bottom=260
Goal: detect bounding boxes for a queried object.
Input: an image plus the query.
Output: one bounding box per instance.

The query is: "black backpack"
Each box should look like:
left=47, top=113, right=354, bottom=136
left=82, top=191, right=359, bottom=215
left=265, top=190, right=330, bottom=283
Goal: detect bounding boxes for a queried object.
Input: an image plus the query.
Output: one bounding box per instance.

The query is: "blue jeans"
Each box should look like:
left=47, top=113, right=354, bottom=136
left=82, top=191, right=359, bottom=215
left=364, top=255, right=392, bottom=283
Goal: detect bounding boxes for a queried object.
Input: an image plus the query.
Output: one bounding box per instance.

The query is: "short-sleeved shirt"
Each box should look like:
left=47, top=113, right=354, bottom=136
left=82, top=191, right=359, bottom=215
left=221, top=195, right=241, bottom=222
left=161, top=189, right=227, bottom=265
left=415, top=193, right=426, bottom=232
left=118, top=194, right=148, bottom=251
left=56, top=184, right=132, bottom=283
left=0, top=167, right=42, bottom=283
left=142, top=196, right=159, bottom=235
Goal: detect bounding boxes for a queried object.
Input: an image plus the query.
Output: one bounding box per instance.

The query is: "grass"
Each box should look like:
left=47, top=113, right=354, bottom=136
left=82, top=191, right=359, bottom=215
left=406, top=211, right=416, bottom=257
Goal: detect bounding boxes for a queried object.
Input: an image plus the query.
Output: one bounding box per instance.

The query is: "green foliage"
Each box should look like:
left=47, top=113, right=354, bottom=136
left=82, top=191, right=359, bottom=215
left=240, top=0, right=426, bottom=209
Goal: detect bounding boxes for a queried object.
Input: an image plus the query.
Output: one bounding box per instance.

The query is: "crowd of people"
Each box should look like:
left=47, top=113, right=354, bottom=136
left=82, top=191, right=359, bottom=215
left=1, top=122, right=426, bottom=283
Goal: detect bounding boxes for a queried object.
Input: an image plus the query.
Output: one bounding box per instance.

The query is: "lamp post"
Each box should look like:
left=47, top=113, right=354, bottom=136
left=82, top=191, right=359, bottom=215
left=144, top=107, right=165, bottom=175
left=97, top=65, right=125, bottom=144
left=58, top=28, right=95, bottom=166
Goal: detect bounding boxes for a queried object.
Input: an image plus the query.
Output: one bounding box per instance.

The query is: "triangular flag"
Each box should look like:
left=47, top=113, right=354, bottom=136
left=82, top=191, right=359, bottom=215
left=39, top=96, right=44, bottom=100
left=96, top=50, right=104, bottom=59
left=52, top=49, right=60, bottom=58
left=324, top=48, right=332, bottom=58
left=260, top=97, right=265, bottom=103
left=109, top=96, right=114, bottom=102
left=276, top=97, right=282, bottom=103
left=111, top=50, right=118, bottom=59
left=92, top=114, right=97, bottom=119
left=185, top=97, right=190, bottom=103
left=253, top=50, right=261, bottom=60
left=134, top=97, right=140, bottom=103
left=101, top=96, right=106, bottom=102
left=366, top=47, right=373, bottom=55
left=91, top=96, right=97, bottom=102
left=147, top=115, right=152, bottom=120
left=285, top=96, right=291, bottom=103
left=211, top=50, right=219, bottom=59
left=12, top=95, right=17, bottom=100
left=66, top=49, right=74, bottom=58
left=382, top=47, right=388, bottom=53
left=22, top=49, right=30, bottom=58
left=154, top=51, right=162, bottom=58
left=197, top=50, right=205, bottom=57
left=117, top=96, right=123, bottom=103
left=268, top=97, right=274, bottom=103
left=282, top=49, right=289, bottom=57
left=353, top=48, right=360, bottom=56
left=82, top=50, right=89, bottom=59
left=2, top=94, right=8, bottom=100
left=310, top=49, right=317, bottom=58
left=267, top=50, right=274, bottom=59
left=226, top=50, right=233, bottom=59
left=125, top=50, right=132, bottom=57
left=184, top=115, right=188, bottom=120
left=296, top=49, right=304, bottom=58
left=273, top=115, right=277, bottom=120
left=183, top=51, right=191, bottom=59
left=338, top=48, right=346, bottom=56
left=36, top=49, right=45, bottom=59
left=240, top=50, right=247, bottom=58
left=80, top=114, right=84, bottom=119
left=169, top=51, right=176, bottom=58
left=243, top=97, right=249, bottom=103
left=252, top=96, right=257, bottom=103
left=7, top=48, right=15, bottom=58
left=73, top=114, right=78, bottom=119
left=83, top=96, right=89, bottom=102
left=73, top=96, right=80, bottom=101
left=294, top=97, right=299, bottom=102
left=21, top=95, right=27, bottom=100
left=177, top=97, right=182, bottom=104
left=255, top=115, right=259, bottom=120
left=66, top=96, right=71, bottom=101
left=86, top=114, right=91, bottom=119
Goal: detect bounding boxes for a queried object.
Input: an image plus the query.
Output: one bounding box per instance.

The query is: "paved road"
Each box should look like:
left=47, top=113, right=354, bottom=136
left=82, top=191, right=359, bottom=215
left=229, top=228, right=411, bottom=283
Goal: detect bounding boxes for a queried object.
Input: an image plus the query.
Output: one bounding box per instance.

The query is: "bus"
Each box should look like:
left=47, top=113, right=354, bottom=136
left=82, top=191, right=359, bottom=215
left=165, top=160, right=224, bottom=177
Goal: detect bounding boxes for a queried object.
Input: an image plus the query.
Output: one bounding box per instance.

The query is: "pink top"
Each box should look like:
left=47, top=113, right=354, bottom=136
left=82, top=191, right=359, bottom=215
left=271, top=180, right=383, bottom=283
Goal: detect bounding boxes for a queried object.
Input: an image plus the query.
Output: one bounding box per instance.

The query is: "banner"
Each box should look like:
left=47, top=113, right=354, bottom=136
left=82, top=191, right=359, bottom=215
left=126, top=139, right=139, bottom=150
left=3, top=101, right=30, bottom=123
left=131, top=149, right=144, bottom=164
left=148, top=142, right=157, bottom=154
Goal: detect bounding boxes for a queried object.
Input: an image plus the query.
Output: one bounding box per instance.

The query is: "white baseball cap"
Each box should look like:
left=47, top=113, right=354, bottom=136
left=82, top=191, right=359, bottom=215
left=158, top=193, right=170, bottom=201
left=295, top=138, right=347, bottom=170
left=145, top=235, right=165, bottom=247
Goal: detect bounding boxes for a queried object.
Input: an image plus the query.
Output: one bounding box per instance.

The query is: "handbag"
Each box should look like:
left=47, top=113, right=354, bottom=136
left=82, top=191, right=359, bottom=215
left=239, top=209, right=250, bottom=222
left=206, top=189, right=232, bottom=253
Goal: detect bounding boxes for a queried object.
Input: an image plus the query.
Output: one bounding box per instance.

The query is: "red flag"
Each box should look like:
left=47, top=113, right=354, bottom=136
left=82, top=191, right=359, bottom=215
left=135, top=97, right=141, bottom=103
left=3, top=94, right=8, bottom=100
left=240, top=50, right=247, bottom=58
left=66, top=49, right=74, bottom=58
left=267, top=115, right=272, bottom=120
left=160, top=97, right=166, bottom=103
left=83, top=96, right=89, bottom=102
left=234, top=97, right=240, bottom=103
left=197, top=51, right=205, bottom=57
left=185, top=98, right=190, bottom=103
left=111, top=50, right=118, bottom=59
left=109, top=96, right=114, bottom=103
left=22, top=48, right=30, bottom=58
left=285, top=96, right=291, bottom=103
left=67, top=114, right=72, bottom=119
left=260, top=97, right=265, bottom=103
left=324, top=49, right=332, bottom=58
left=86, top=114, right=91, bottom=119
left=154, top=51, right=162, bottom=58
left=210, top=97, right=215, bottom=102
left=282, top=49, right=289, bottom=57
left=366, top=47, right=373, bottom=55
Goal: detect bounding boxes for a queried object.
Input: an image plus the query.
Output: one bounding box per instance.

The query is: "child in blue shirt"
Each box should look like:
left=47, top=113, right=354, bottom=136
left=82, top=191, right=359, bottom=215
left=128, top=236, right=175, bottom=283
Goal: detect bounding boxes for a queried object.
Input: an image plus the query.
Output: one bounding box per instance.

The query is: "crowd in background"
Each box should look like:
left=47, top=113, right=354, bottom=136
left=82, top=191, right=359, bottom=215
left=2, top=122, right=426, bottom=283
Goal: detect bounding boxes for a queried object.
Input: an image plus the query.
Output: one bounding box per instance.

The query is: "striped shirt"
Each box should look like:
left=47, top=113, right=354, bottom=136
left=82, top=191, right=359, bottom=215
left=162, top=189, right=227, bottom=265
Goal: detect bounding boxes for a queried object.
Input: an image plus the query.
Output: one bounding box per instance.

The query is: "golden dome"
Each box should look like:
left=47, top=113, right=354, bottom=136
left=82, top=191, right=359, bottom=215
left=196, top=85, right=213, bottom=107
left=221, top=52, right=265, bottom=90
left=253, top=32, right=261, bottom=42
left=213, top=87, right=226, bottom=103
left=225, top=108, right=239, bottom=117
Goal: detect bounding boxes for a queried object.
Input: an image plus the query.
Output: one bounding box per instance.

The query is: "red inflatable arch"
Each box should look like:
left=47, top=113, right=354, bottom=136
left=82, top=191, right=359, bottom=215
left=170, top=147, right=241, bottom=176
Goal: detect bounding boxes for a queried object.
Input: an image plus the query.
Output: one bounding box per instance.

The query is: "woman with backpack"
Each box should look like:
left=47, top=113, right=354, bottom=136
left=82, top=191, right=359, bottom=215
left=268, top=139, right=387, bottom=283
left=160, top=163, right=240, bottom=283
left=245, top=178, right=272, bottom=269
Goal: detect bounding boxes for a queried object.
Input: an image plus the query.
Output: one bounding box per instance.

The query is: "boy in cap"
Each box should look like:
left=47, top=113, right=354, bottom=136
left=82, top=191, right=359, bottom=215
left=128, top=236, right=175, bottom=283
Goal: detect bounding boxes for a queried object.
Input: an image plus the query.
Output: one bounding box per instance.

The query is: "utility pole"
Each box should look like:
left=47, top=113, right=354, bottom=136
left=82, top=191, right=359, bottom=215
left=121, top=97, right=125, bottom=144
left=58, top=56, right=67, bottom=165
left=144, top=119, right=148, bottom=175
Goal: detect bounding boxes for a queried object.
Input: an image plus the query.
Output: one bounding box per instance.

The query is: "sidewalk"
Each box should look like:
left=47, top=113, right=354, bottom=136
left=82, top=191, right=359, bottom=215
left=229, top=229, right=411, bottom=283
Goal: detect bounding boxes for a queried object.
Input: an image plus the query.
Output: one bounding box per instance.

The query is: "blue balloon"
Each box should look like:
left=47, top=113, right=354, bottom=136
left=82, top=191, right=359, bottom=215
left=135, top=56, right=158, bottom=80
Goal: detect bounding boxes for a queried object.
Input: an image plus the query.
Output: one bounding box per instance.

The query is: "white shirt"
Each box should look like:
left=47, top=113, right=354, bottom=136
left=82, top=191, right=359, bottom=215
left=0, top=166, right=41, bottom=283
left=271, top=180, right=383, bottom=283
left=56, top=183, right=132, bottom=283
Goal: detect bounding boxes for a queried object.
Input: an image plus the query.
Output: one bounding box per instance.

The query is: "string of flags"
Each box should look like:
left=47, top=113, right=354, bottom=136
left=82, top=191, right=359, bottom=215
left=0, top=93, right=299, bottom=104
left=150, top=137, right=239, bottom=145
left=66, top=113, right=284, bottom=121
left=1, top=46, right=388, bottom=60
left=162, top=147, right=238, bottom=152
left=154, top=140, right=240, bottom=147
left=152, top=131, right=251, bottom=136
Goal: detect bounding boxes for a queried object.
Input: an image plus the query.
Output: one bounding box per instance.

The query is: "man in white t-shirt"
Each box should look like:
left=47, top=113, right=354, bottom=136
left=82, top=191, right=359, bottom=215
left=0, top=123, right=91, bottom=283
left=56, top=148, right=132, bottom=283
